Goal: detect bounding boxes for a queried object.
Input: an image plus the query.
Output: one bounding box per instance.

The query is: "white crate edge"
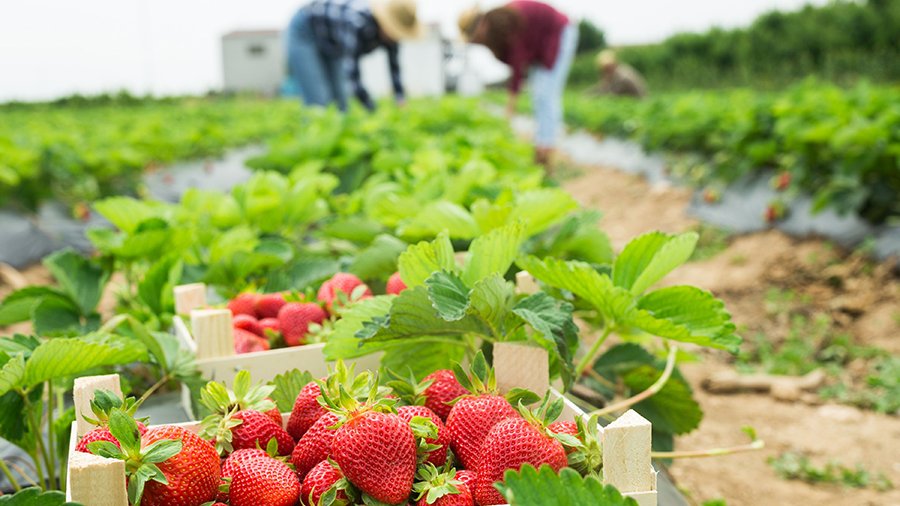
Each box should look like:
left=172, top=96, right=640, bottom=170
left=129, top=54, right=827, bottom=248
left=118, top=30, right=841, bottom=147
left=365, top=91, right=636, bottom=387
left=67, top=378, right=656, bottom=505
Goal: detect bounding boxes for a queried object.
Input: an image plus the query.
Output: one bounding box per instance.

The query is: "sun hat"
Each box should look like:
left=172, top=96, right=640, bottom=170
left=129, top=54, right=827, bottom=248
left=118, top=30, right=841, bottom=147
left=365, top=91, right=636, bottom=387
left=457, top=5, right=483, bottom=42
left=597, top=49, right=618, bottom=68
left=371, top=0, right=422, bottom=41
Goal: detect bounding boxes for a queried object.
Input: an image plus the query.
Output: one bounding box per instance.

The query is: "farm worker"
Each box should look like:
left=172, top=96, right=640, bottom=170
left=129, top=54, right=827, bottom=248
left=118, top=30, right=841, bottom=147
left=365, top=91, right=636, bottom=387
left=287, top=0, right=421, bottom=111
left=458, top=1, right=578, bottom=166
left=592, top=49, right=648, bottom=98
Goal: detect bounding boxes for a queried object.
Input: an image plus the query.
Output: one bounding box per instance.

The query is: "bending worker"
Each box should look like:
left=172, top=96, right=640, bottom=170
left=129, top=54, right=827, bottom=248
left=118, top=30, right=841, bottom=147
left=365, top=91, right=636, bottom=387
left=287, top=0, right=420, bottom=111
left=459, top=1, right=578, bottom=166
left=592, top=49, right=648, bottom=98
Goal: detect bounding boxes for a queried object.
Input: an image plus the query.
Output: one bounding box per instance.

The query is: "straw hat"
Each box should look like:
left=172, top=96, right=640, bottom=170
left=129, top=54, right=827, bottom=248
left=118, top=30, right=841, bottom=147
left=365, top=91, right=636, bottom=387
left=371, top=0, right=422, bottom=41
left=597, top=49, right=618, bottom=68
left=457, top=5, right=483, bottom=42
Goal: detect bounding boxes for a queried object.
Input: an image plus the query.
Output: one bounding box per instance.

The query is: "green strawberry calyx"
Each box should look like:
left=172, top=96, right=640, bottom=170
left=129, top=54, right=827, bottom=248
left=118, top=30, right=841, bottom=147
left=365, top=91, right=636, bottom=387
left=198, top=370, right=277, bottom=455
left=560, top=414, right=603, bottom=478
left=385, top=367, right=434, bottom=406
left=408, top=416, right=441, bottom=464
left=86, top=409, right=182, bottom=506
left=318, top=369, right=396, bottom=428
left=82, top=389, right=146, bottom=427
left=451, top=350, right=498, bottom=398
left=412, top=464, right=464, bottom=504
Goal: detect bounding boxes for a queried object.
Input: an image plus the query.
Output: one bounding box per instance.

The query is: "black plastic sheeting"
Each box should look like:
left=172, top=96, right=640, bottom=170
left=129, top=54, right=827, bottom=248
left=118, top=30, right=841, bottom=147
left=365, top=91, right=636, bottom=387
left=0, top=147, right=261, bottom=268
left=512, top=116, right=900, bottom=260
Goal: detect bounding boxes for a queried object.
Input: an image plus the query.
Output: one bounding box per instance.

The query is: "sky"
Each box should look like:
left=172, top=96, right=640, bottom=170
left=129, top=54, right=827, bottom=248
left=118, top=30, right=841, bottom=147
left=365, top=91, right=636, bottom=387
left=0, top=0, right=826, bottom=101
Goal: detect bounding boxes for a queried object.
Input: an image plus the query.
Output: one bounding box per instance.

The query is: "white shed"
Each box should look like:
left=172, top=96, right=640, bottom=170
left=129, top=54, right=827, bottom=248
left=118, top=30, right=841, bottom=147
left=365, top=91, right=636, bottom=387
left=221, top=30, right=285, bottom=95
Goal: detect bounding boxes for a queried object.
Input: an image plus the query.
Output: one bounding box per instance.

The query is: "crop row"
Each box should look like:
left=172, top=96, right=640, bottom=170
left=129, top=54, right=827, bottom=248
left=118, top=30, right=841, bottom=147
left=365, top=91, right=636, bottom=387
left=562, top=81, right=900, bottom=224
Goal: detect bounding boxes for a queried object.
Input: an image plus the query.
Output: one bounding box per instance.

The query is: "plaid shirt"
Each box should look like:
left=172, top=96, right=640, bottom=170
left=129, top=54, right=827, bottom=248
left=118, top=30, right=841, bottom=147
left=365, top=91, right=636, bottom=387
left=306, top=0, right=404, bottom=109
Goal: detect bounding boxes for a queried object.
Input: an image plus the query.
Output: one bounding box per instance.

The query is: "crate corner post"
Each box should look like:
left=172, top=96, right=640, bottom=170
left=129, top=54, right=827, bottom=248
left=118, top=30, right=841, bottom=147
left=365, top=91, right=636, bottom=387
left=173, top=282, right=207, bottom=315
left=603, top=409, right=657, bottom=506
left=492, top=341, right=550, bottom=396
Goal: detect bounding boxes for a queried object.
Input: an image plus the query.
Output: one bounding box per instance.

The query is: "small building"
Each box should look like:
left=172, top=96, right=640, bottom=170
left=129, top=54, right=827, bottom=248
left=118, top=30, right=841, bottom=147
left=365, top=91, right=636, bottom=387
left=221, top=30, right=284, bottom=96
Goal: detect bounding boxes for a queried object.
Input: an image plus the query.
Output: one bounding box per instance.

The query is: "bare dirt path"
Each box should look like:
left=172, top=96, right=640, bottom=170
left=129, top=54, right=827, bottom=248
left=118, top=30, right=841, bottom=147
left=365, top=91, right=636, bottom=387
left=563, top=163, right=900, bottom=505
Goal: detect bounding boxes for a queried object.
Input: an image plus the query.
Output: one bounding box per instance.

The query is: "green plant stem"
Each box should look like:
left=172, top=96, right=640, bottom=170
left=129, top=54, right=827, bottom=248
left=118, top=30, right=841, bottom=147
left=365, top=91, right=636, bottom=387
left=135, top=373, right=171, bottom=408
left=652, top=439, right=765, bottom=459
left=0, top=459, right=22, bottom=492
left=8, top=460, right=38, bottom=488
left=576, top=326, right=613, bottom=378
left=46, top=381, right=57, bottom=490
left=22, top=392, right=50, bottom=488
left=589, top=345, right=678, bottom=417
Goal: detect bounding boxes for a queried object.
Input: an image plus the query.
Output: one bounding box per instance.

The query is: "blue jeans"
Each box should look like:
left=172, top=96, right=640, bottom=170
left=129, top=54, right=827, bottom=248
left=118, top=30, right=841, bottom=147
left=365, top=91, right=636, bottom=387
left=287, top=8, right=348, bottom=110
left=530, top=24, right=578, bottom=148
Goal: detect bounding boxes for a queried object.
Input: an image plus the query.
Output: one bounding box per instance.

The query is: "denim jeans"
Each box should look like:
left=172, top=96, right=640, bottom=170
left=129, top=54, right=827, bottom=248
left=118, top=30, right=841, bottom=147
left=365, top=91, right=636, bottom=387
left=287, top=8, right=349, bottom=111
left=530, top=24, right=578, bottom=148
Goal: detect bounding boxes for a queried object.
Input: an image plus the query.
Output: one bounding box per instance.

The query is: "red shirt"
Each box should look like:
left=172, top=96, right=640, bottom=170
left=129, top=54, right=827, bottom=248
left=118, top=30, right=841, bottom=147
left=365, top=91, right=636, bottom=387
left=500, top=1, right=570, bottom=93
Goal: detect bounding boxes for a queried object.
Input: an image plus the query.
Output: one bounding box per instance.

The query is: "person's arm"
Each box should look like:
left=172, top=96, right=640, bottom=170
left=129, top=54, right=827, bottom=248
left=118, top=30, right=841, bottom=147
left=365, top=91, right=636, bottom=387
left=345, top=54, right=375, bottom=110
left=385, top=43, right=405, bottom=104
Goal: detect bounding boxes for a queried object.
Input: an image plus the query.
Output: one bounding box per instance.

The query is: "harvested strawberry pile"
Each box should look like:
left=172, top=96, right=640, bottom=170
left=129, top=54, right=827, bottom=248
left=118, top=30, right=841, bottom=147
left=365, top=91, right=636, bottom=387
left=76, top=353, right=599, bottom=506
left=222, top=271, right=403, bottom=354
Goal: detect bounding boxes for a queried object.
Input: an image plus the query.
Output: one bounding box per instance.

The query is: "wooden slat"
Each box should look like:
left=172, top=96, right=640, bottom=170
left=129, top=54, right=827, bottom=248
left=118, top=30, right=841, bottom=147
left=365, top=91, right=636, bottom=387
left=72, top=375, right=122, bottom=437
left=602, top=409, right=656, bottom=495
left=515, top=270, right=540, bottom=295
left=173, top=283, right=207, bottom=315
left=66, top=450, right=128, bottom=506
left=492, top=342, right=549, bottom=396
left=190, top=308, right=234, bottom=360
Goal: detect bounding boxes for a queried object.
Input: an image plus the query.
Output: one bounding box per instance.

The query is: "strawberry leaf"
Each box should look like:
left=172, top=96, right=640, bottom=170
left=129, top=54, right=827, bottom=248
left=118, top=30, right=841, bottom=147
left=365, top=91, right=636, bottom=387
left=633, top=286, right=740, bottom=352
left=0, top=487, right=79, bottom=505
left=461, top=222, right=525, bottom=286
left=398, top=232, right=456, bottom=288
left=512, top=292, right=579, bottom=389
left=425, top=271, right=470, bottom=321
left=87, top=440, right=125, bottom=460
left=496, top=465, right=638, bottom=505
left=141, top=439, right=183, bottom=464
left=612, top=231, right=698, bottom=296
left=269, top=369, right=315, bottom=412
left=107, top=409, right=141, bottom=455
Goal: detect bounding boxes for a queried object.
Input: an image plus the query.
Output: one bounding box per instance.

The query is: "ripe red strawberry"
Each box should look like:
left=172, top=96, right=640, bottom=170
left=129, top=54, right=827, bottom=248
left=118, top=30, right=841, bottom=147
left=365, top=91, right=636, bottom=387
left=423, top=369, right=468, bottom=421
left=255, top=293, right=287, bottom=319
left=75, top=422, right=147, bottom=453
left=218, top=448, right=267, bottom=501
left=775, top=171, right=791, bottom=191
left=263, top=399, right=283, bottom=427
left=278, top=302, right=327, bottom=346
left=291, top=411, right=340, bottom=479
left=398, top=405, right=449, bottom=467
left=548, top=420, right=579, bottom=454
left=331, top=410, right=417, bottom=505
left=386, top=272, right=407, bottom=295
left=231, top=410, right=294, bottom=456
left=473, top=416, right=567, bottom=505
left=454, top=470, right=477, bottom=492
left=300, top=460, right=348, bottom=506
left=287, top=380, right=326, bottom=440
left=228, top=293, right=259, bottom=317
left=141, top=425, right=221, bottom=506
left=317, top=273, right=372, bottom=312
left=233, top=314, right=264, bottom=337
left=259, top=317, right=281, bottom=336
left=229, top=455, right=301, bottom=506
left=233, top=328, right=270, bottom=354
left=413, top=465, right=474, bottom=506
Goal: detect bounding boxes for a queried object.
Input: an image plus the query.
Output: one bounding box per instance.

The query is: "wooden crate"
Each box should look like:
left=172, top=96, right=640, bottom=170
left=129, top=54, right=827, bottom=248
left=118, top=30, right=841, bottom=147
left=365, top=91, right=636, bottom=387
left=171, top=283, right=382, bottom=417
left=66, top=342, right=656, bottom=506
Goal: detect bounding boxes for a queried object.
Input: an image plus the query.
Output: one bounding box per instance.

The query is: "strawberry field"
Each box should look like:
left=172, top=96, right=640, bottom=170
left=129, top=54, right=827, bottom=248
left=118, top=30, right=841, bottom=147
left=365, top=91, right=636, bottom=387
left=0, top=92, right=897, bottom=506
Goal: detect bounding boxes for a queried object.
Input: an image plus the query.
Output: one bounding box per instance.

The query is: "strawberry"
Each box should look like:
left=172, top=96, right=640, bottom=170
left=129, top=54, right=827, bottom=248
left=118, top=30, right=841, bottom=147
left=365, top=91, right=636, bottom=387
left=317, top=272, right=372, bottom=312
left=76, top=422, right=147, bottom=453
left=259, top=317, right=281, bottom=336
left=300, top=460, right=348, bottom=506
left=278, top=302, right=327, bottom=347
left=331, top=410, right=416, bottom=504
left=255, top=292, right=287, bottom=319
left=473, top=395, right=568, bottom=505
left=233, top=314, right=264, bottom=337
left=454, top=470, right=477, bottom=492
left=445, top=353, right=520, bottom=470
left=233, top=327, right=270, bottom=354
left=228, top=293, right=259, bottom=318
left=702, top=188, right=720, bottom=204
left=775, top=171, right=791, bottom=191
left=547, top=420, right=579, bottom=454
left=198, top=371, right=283, bottom=456
left=386, top=272, right=407, bottom=295
left=229, top=410, right=294, bottom=456
left=229, top=455, right=301, bottom=506
left=291, top=411, right=340, bottom=479
left=263, top=399, right=283, bottom=427
left=218, top=448, right=268, bottom=502
left=287, top=380, right=326, bottom=440
left=413, top=465, right=474, bottom=506
left=423, top=370, right=468, bottom=421
left=398, top=405, right=449, bottom=467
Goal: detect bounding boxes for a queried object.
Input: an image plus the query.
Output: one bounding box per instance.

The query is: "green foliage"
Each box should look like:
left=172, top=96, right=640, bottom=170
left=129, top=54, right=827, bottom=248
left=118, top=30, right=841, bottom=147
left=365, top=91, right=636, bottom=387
left=0, top=487, right=80, bottom=505
left=769, top=452, right=894, bottom=491
left=561, top=81, right=900, bottom=224
left=576, top=19, right=607, bottom=54
left=0, top=96, right=301, bottom=210
left=496, top=465, right=637, bottom=505
left=615, top=0, right=900, bottom=89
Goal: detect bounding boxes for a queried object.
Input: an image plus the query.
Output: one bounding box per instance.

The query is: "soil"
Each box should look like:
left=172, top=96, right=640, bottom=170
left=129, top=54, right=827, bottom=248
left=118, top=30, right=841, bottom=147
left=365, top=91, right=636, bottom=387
left=563, top=163, right=900, bottom=506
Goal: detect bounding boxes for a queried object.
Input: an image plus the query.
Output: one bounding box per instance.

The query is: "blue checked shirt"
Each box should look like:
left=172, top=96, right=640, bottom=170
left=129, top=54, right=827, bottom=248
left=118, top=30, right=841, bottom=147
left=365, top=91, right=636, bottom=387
left=306, top=0, right=404, bottom=109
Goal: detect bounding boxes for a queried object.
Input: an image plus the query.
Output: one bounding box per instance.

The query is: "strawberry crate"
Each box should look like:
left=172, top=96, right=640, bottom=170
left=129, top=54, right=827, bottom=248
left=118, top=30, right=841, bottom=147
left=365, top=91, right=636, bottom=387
left=65, top=342, right=657, bottom=506
left=171, top=283, right=382, bottom=416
